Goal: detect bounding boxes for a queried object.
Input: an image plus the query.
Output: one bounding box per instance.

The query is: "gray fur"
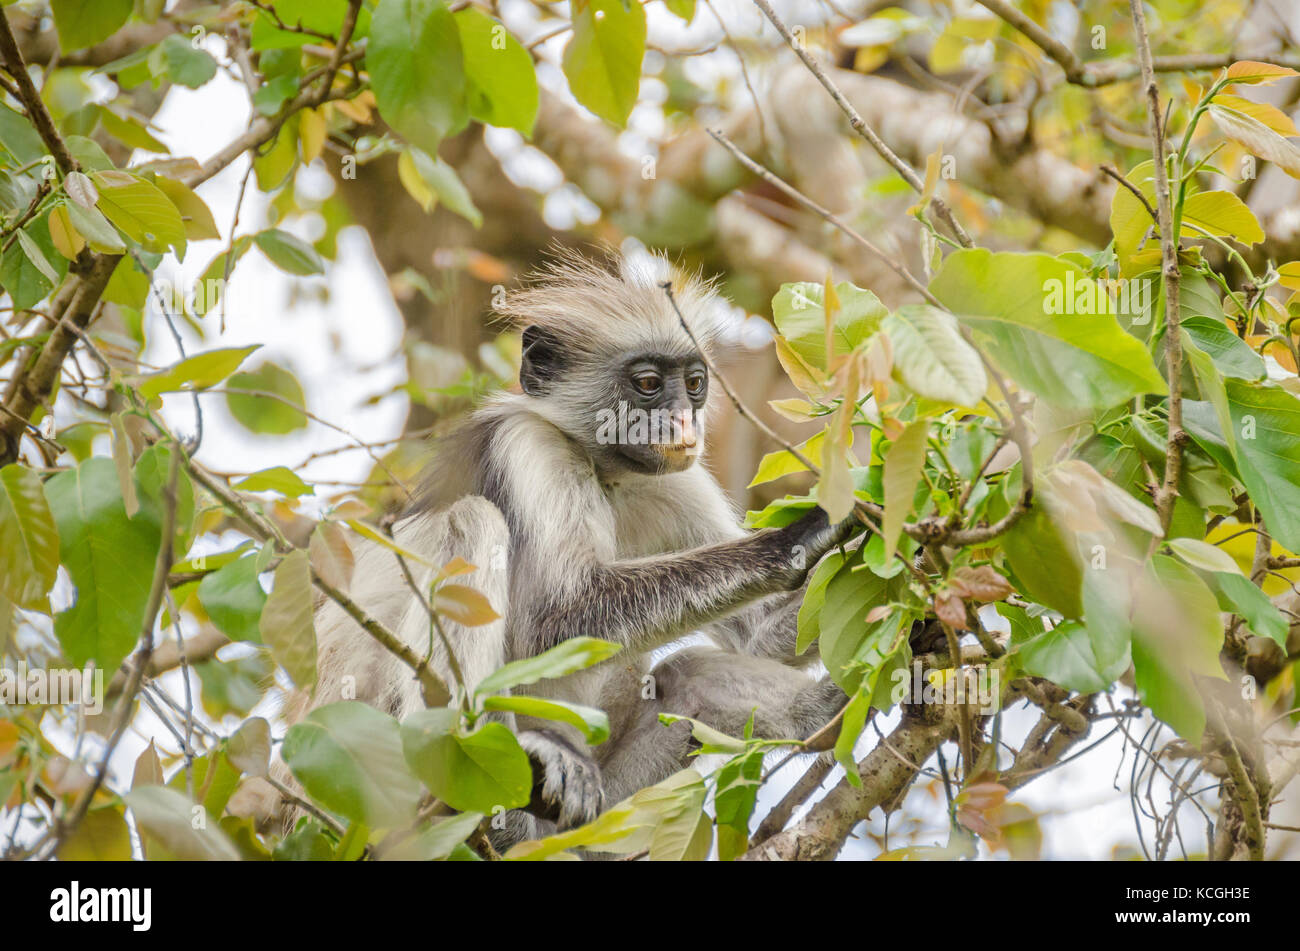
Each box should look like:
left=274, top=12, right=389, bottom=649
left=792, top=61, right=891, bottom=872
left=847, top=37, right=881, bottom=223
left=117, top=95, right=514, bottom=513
left=274, top=253, right=850, bottom=851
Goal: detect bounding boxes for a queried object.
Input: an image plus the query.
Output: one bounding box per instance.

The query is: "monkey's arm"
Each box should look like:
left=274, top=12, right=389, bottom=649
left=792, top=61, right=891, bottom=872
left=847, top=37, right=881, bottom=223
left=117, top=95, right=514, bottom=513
left=521, top=508, right=845, bottom=654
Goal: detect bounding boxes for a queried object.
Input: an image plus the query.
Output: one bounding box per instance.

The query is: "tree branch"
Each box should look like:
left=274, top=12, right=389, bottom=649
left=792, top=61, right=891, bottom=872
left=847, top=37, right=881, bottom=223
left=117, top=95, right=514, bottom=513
left=1128, top=0, right=1184, bottom=537
left=0, top=8, right=79, bottom=176
left=750, top=0, right=973, bottom=248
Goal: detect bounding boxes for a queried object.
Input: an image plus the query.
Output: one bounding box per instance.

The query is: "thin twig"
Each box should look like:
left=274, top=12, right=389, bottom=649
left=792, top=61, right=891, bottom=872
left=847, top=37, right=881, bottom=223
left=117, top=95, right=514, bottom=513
left=750, top=0, right=973, bottom=248
left=1128, top=0, right=1185, bottom=537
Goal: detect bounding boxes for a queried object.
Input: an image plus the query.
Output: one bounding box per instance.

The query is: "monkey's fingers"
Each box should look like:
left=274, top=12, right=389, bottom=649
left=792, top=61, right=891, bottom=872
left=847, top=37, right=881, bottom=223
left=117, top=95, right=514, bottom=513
left=518, top=729, right=605, bottom=831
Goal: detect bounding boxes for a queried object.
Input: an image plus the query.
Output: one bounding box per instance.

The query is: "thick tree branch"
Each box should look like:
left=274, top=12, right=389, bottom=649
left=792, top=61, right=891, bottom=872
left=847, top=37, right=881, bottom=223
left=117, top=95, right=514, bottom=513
left=0, top=9, right=79, bottom=176
left=741, top=705, right=959, bottom=860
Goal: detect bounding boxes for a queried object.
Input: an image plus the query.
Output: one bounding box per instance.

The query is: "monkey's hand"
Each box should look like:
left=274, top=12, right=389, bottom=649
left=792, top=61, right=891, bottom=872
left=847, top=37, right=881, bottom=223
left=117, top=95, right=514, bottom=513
left=518, top=729, right=605, bottom=830
left=775, top=507, right=859, bottom=589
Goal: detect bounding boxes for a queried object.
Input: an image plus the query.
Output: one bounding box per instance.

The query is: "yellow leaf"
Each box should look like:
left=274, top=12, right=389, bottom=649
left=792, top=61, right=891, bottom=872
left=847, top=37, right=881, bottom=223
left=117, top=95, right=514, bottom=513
left=435, top=583, right=500, bottom=627
left=773, top=333, right=830, bottom=400
left=1211, top=93, right=1299, bottom=137
left=1278, top=261, right=1300, bottom=291
left=1224, top=60, right=1300, bottom=85
left=398, top=149, right=435, bottom=212
left=48, top=204, right=84, bottom=258
left=299, top=107, right=327, bottom=164
left=817, top=357, right=859, bottom=522
left=332, top=89, right=376, bottom=124
left=908, top=147, right=942, bottom=216
left=881, top=421, right=928, bottom=561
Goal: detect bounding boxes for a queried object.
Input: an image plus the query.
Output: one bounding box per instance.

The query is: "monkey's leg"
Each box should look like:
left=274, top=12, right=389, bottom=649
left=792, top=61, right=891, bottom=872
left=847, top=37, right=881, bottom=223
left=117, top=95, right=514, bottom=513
left=596, top=646, right=847, bottom=804
left=708, top=589, right=817, bottom=667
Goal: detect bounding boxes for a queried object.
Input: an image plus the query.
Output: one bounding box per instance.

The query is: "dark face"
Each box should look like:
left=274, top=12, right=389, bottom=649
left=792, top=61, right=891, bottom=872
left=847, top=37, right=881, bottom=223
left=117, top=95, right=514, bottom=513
left=605, top=352, right=709, bottom=475
left=518, top=326, right=710, bottom=477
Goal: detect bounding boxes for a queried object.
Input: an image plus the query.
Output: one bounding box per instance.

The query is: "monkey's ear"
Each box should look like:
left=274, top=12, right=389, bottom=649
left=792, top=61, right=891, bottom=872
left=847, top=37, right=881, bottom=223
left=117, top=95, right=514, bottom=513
left=519, top=325, right=564, bottom=396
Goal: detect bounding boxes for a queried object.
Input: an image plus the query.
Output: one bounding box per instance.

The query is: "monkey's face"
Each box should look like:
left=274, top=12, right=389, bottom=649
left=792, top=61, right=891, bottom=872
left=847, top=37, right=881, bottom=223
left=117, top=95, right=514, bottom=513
left=599, top=352, right=709, bottom=475
left=518, top=325, right=711, bottom=477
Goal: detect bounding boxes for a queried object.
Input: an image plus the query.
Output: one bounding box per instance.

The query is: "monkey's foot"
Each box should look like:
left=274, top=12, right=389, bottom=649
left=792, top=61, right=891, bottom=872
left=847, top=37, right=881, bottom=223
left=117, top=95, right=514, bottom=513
left=518, top=729, right=605, bottom=830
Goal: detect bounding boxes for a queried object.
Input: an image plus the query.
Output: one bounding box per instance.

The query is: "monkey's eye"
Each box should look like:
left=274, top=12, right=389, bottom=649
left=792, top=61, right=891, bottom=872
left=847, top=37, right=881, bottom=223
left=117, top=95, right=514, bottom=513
left=632, top=373, right=662, bottom=396
left=685, top=372, right=706, bottom=398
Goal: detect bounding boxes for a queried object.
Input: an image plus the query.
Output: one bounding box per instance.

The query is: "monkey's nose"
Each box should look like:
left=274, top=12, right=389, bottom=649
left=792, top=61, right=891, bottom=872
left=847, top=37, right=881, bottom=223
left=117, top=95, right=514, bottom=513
left=676, top=411, right=698, bottom=447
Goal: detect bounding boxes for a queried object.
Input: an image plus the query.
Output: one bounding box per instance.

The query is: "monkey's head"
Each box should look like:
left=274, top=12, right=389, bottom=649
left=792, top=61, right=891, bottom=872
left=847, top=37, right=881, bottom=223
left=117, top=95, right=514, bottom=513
left=498, top=250, right=729, bottom=478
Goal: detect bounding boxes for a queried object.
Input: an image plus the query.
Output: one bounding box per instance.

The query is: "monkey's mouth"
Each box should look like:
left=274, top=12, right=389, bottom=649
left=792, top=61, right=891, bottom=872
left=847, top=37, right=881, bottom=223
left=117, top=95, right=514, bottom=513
left=649, top=442, right=699, bottom=471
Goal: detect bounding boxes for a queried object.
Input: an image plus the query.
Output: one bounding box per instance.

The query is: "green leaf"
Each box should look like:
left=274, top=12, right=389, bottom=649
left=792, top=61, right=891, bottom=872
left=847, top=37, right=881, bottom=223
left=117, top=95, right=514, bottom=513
left=881, top=421, right=928, bottom=561
left=796, top=548, right=846, bottom=654
left=134, top=344, right=260, bottom=400
left=658, top=713, right=748, bottom=754
left=125, top=786, right=240, bottom=860
left=1187, top=380, right=1300, bottom=553
left=382, top=810, right=484, bottom=860
left=748, top=431, right=828, bottom=488
left=154, top=177, right=220, bottom=241
left=234, top=466, right=315, bottom=498
left=45, top=458, right=163, bottom=675
left=663, top=0, right=697, bottom=21
left=252, top=117, right=299, bottom=190
left=227, top=717, right=272, bottom=777
left=66, top=201, right=125, bottom=253
left=253, top=228, right=325, bottom=275
left=253, top=75, right=300, bottom=116
left=281, top=702, right=421, bottom=827
left=1001, top=504, right=1084, bottom=618
left=834, top=686, right=872, bottom=786
left=15, top=229, right=58, bottom=284
left=454, top=9, right=539, bottom=136
left=149, top=34, right=218, bottom=88
left=714, top=747, right=764, bottom=860
left=1167, top=537, right=1239, bottom=575
left=882, top=304, right=987, bottom=406
left=51, top=0, right=133, bottom=52
left=1017, top=619, right=1125, bottom=694
left=225, top=362, right=309, bottom=434
left=0, top=464, right=60, bottom=611
left=771, top=281, right=886, bottom=371
left=167, top=750, right=241, bottom=820
left=399, top=147, right=482, bottom=226
left=1206, top=571, right=1288, bottom=648
left=1129, top=556, right=1226, bottom=742
left=194, top=651, right=272, bottom=719
left=483, top=694, right=610, bottom=744
left=562, top=0, right=646, bottom=127
left=401, top=708, right=533, bottom=813
left=56, top=806, right=133, bottom=860
left=816, top=552, right=908, bottom=693
left=259, top=549, right=317, bottom=689
left=931, top=250, right=1167, bottom=410
left=1180, top=190, right=1264, bottom=246
left=473, top=636, right=622, bottom=699
left=250, top=0, right=372, bottom=50
left=97, top=107, right=167, bottom=152
left=1180, top=316, right=1265, bottom=381
left=197, top=554, right=267, bottom=644
left=0, top=221, right=59, bottom=309
left=370, top=0, right=468, bottom=155
left=90, top=171, right=187, bottom=256
left=0, top=104, right=47, bottom=164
